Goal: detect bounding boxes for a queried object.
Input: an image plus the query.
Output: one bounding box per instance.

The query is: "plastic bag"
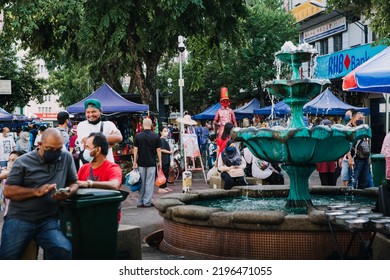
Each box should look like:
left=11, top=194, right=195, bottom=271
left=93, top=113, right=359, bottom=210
left=206, top=166, right=218, bottom=181
left=125, top=169, right=141, bottom=192
left=126, top=169, right=140, bottom=185
left=155, top=168, right=167, bottom=187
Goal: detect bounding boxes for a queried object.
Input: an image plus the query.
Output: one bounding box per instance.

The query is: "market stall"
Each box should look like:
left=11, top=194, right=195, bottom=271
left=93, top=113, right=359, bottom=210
left=234, top=98, right=260, bottom=120
left=303, top=88, right=370, bottom=115
left=66, top=83, right=149, bottom=177
left=0, top=107, right=13, bottom=122
left=192, top=103, right=221, bottom=120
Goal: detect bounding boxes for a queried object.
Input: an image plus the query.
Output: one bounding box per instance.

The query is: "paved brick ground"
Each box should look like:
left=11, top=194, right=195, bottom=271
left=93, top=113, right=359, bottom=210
left=0, top=170, right=324, bottom=260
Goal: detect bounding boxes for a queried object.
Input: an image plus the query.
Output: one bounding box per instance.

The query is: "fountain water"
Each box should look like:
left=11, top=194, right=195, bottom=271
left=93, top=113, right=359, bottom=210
left=154, top=42, right=375, bottom=259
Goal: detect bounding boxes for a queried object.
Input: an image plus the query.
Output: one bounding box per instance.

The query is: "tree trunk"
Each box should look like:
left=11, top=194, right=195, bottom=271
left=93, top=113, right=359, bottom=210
left=100, top=63, right=123, bottom=92
left=257, top=82, right=266, bottom=108
left=133, top=59, right=151, bottom=105
left=144, top=51, right=162, bottom=111
left=127, top=24, right=151, bottom=105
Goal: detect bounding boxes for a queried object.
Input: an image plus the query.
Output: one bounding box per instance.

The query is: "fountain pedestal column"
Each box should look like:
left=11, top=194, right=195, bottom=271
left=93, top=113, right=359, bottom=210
left=282, top=164, right=316, bottom=208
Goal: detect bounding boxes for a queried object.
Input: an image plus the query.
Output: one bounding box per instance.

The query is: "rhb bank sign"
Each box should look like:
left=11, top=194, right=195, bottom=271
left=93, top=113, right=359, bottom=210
left=315, top=44, right=387, bottom=79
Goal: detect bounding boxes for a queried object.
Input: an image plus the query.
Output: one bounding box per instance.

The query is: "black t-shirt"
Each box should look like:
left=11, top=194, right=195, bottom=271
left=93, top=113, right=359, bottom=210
left=160, top=137, right=171, bottom=165
left=134, top=130, right=161, bottom=167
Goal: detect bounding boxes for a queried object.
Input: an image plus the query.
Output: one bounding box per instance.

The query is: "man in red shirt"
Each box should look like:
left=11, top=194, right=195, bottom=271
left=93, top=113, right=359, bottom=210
left=77, top=132, right=122, bottom=190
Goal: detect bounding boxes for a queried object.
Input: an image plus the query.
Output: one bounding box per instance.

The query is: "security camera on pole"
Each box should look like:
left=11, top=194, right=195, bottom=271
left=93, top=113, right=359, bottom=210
left=177, top=36, right=186, bottom=170
left=178, top=35, right=186, bottom=133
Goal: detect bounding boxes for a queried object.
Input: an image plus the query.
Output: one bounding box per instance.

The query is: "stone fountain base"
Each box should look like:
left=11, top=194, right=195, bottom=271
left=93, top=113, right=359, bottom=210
left=154, top=186, right=378, bottom=260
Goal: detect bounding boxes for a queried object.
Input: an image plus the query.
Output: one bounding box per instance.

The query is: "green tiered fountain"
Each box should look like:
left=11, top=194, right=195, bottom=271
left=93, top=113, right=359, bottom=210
left=232, top=42, right=371, bottom=208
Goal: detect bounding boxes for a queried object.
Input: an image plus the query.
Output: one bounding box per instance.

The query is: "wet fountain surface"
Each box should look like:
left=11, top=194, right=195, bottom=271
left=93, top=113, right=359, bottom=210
left=154, top=185, right=379, bottom=259
left=191, top=194, right=376, bottom=215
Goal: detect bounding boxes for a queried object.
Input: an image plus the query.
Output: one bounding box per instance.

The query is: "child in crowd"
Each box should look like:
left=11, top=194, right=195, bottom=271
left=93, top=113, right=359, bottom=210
left=0, top=150, right=26, bottom=212
left=207, top=133, right=217, bottom=169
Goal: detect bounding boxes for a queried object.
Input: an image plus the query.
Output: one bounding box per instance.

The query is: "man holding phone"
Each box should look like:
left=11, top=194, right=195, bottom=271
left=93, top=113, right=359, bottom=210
left=0, top=128, right=78, bottom=260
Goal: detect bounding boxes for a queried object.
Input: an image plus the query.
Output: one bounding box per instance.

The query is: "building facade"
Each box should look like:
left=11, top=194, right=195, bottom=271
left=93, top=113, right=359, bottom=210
left=289, top=0, right=387, bottom=152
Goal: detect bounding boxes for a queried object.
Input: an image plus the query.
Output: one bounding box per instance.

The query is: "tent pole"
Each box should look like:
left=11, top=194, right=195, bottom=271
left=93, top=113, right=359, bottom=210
left=384, top=93, right=389, bottom=134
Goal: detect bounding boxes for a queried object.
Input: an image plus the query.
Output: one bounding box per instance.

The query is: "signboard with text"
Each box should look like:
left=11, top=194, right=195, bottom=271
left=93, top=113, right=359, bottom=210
left=303, top=16, right=347, bottom=43
left=34, top=113, right=58, bottom=119
left=0, top=80, right=11, bottom=95
left=291, top=1, right=324, bottom=22
left=315, top=43, right=388, bottom=79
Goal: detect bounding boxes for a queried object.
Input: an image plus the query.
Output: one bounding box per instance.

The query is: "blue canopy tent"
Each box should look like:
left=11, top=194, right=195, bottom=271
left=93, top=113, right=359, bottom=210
left=193, top=103, right=221, bottom=120
left=234, top=98, right=260, bottom=119
left=66, top=83, right=149, bottom=114
left=253, top=100, right=291, bottom=116
left=303, top=88, right=370, bottom=115
left=0, top=107, right=13, bottom=121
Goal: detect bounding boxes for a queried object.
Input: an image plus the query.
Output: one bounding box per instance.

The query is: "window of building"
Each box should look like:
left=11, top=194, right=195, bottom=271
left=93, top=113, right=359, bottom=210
left=319, top=39, right=328, bottom=55
left=333, top=34, right=343, bottom=52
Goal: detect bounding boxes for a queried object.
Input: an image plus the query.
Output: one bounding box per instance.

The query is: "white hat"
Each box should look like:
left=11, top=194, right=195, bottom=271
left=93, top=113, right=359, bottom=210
left=176, top=114, right=197, bottom=126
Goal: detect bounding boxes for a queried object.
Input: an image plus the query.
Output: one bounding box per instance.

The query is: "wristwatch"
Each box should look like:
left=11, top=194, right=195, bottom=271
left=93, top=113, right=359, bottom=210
left=87, top=180, right=94, bottom=188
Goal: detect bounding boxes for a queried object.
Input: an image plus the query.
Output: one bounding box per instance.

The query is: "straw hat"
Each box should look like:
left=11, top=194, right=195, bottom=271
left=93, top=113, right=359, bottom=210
left=176, top=114, right=197, bottom=126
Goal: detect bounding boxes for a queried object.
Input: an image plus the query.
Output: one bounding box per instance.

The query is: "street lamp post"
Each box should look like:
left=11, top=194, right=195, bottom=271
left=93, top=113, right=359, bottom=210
left=310, top=1, right=368, bottom=44
left=178, top=35, right=186, bottom=132
left=163, top=78, right=173, bottom=123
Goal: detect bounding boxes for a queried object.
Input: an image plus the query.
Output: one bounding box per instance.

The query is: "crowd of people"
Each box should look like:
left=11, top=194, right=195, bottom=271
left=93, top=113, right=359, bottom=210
left=0, top=86, right=383, bottom=259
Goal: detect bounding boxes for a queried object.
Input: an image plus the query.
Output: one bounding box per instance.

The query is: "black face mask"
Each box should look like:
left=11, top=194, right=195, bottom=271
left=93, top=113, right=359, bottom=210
left=355, top=120, right=364, bottom=126
left=88, top=117, right=102, bottom=125
left=43, top=150, right=62, bottom=163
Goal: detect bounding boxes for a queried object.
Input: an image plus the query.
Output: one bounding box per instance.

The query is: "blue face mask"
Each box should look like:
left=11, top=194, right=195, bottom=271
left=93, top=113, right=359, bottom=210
left=83, top=148, right=95, bottom=163
left=355, top=119, right=364, bottom=126
left=344, top=115, right=351, bottom=122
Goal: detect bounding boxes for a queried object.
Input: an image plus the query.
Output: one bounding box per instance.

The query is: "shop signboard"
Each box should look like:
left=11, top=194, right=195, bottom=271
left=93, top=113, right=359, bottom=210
left=315, top=43, right=388, bottom=79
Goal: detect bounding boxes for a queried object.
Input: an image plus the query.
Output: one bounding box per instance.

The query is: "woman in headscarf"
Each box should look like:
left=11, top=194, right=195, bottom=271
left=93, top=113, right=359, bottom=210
left=217, top=140, right=247, bottom=190
left=16, top=131, right=31, bottom=153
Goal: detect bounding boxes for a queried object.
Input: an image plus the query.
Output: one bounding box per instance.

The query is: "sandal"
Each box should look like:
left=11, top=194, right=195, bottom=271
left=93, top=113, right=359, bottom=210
left=158, top=189, right=169, bottom=193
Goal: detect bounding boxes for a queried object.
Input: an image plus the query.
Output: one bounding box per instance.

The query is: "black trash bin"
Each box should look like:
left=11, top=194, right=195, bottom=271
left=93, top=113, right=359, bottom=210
left=371, top=154, right=386, bottom=187
left=59, top=189, right=128, bottom=260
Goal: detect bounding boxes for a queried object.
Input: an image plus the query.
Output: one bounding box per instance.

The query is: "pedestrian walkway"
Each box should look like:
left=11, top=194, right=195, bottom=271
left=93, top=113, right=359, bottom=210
left=0, top=171, right=324, bottom=260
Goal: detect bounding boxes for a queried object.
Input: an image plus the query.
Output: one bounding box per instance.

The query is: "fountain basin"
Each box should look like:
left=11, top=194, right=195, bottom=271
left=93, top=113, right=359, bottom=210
left=232, top=124, right=371, bottom=164
left=276, top=49, right=316, bottom=64
left=266, top=79, right=329, bottom=100
left=155, top=186, right=377, bottom=259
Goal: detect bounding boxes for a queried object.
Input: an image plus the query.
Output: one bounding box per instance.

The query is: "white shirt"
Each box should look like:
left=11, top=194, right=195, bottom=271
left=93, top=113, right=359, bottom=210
left=243, top=148, right=272, bottom=179
left=77, top=120, right=122, bottom=163
left=0, top=134, right=16, bottom=161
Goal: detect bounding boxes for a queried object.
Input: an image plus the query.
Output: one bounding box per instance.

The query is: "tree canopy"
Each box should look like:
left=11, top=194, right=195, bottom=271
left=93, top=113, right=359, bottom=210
left=327, top=0, right=390, bottom=43
left=0, top=41, right=47, bottom=112
left=157, top=0, right=298, bottom=113
left=0, top=0, right=247, bottom=108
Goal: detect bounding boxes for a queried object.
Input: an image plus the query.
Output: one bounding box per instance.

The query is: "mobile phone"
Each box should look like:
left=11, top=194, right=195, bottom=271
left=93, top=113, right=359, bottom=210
left=54, top=187, right=70, bottom=194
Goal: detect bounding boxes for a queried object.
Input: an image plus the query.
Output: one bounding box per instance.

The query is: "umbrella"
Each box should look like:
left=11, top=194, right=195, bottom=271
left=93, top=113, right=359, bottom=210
left=343, top=46, right=390, bottom=93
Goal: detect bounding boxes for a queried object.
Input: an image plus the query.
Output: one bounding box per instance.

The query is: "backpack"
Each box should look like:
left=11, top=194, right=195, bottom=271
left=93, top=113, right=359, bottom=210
left=355, top=139, right=370, bottom=159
